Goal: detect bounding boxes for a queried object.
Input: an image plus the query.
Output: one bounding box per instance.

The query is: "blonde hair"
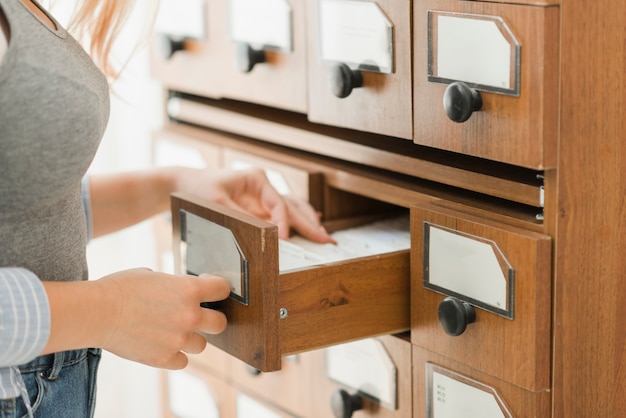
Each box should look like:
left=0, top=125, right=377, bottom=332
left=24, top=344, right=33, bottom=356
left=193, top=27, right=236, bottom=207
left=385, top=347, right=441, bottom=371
left=68, top=0, right=137, bottom=79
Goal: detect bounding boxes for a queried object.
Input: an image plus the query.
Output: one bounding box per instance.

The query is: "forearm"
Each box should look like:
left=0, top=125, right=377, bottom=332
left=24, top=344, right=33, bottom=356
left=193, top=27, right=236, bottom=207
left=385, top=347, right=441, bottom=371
left=42, top=269, right=230, bottom=369
left=41, top=280, right=116, bottom=355
left=89, top=167, right=184, bottom=238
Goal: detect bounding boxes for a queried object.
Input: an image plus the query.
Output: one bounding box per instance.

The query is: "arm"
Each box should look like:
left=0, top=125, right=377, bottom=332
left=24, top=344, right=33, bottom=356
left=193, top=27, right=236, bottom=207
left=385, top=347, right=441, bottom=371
left=88, top=166, right=335, bottom=243
left=41, top=269, right=231, bottom=370
left=0, top=267, right=231, bottom=372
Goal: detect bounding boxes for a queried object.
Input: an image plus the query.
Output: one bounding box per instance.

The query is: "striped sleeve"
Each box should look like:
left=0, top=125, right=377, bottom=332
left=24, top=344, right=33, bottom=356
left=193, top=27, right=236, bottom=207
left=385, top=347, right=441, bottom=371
left=0, top=268, right=50, bottom=368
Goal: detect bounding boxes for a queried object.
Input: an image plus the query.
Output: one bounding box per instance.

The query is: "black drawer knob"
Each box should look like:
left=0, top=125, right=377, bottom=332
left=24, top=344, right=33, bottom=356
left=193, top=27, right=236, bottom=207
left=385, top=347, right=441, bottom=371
left=443, top=81, right=482, bottom=123
left=236, top=43, right=266, bottom=73
left=331, top=389, right=363, bottom=418
left=329, top=63, right=363, bottom=98
left=156, top=34, right=185, bottom=60
left=438, top=296, right=476, bottom=336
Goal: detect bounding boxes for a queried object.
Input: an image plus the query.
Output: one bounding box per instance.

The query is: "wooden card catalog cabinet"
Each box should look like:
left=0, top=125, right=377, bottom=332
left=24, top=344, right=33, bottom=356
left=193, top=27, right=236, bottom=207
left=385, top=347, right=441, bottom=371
left=412, top=347, right=551, bottom=418
left=411, top=204, right=552, bottom=391
left=219, top=0, right=308, bottom=113
left=307, top=0, right=413, bottom=139
left=413, top=0, right=559, bottom=169
left=172, top=193, right=410, bottom=372
left=151, top=0, right=224, bottom=98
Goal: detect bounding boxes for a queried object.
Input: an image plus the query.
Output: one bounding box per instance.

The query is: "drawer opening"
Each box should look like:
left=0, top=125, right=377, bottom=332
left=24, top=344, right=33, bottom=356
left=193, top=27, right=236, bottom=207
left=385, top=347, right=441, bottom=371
left=172, top=193, right=410, bottom=372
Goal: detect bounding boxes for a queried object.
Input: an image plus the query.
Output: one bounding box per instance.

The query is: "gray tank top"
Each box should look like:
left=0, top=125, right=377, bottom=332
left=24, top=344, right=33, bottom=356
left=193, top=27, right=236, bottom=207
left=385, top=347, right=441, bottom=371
left=0, top=0, right=110, bottom=282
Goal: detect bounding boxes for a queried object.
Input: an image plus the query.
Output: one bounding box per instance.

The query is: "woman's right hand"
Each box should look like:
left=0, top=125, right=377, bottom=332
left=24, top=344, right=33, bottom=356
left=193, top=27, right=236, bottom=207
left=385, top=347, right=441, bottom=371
left=98, top=268, right=231, bottom=369
left=43, top=268, right=231, bottom=370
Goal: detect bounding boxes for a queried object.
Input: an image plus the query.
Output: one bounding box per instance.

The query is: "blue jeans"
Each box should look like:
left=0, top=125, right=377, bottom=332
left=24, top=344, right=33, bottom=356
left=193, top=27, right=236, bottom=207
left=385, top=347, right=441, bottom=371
left=0, top=348, right=102, bottom=418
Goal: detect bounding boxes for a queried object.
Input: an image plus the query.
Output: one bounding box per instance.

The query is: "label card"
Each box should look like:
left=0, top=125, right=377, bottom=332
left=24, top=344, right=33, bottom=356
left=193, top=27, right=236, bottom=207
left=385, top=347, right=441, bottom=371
left=428, top=11, right=520, bottom=95
left=424, top=223, right=514, bottom=318
left=167, top=370, right=220, bottom=418
left=236, top=393, right=281, bottom=418
left=319, top=0, right=394, bottom=73
left=426, top=364, right=512, bottom=418
left=229, top=0, right=293, bottom=51
left=155, top=0, right=207, bottom=39
left=326, top=338, right=398, bottom=409
left=180, top=210, right=248, bottom=304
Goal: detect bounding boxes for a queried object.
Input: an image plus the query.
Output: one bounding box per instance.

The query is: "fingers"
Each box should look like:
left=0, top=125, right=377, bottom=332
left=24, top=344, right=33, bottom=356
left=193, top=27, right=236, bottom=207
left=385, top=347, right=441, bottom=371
left=283, top=196, right=336, bottom=244
left=163, top=351, right=189, bottom=370
left=181, top=331, right=207, bottom=355
left=196, top=274, right=231, bottom=302
left=197, top=307, right=228, bottom=335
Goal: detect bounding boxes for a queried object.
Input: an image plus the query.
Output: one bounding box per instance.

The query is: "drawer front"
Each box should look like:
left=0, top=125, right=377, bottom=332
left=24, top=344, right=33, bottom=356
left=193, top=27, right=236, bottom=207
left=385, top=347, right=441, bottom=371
left=187, top=342, right=234, bottom=379
left=412, top=347, right=551, bottom=418
left=306, top=0, right=413, bottom=139
left=472, top=0, right=559, bottom=4
left=229, top=353, right=318, bottom=416
left=152, top=129, right=223, bottom=169
left=151, top=0, right=224, bottom=97
left=413, top=0, right=559, bottom=169
left=171, top=193, right=410, bottom=372
left=312, top=335, right=413, bottom=417
left=217, top=0, right=308, bottom=113
left=410, top=204, right=551, bottom=391
left=163, top=367, right=236, bottom=418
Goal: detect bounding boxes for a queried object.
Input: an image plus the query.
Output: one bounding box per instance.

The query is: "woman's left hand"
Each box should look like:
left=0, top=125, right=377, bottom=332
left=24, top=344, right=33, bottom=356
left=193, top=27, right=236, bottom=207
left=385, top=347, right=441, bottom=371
left=176, top=167, right=335, bottom=244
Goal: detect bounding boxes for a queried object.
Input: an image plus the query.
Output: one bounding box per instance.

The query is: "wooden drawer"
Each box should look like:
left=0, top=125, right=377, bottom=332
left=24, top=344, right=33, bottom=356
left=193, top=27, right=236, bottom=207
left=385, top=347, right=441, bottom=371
left=163, top=366, right=300, bottom=418
left=311, top=335, right=413, bottom=417
left=475, top=0, right=559, bottom=4
left=412, top=346, right=551, bottom=418
left=413, top=0, right=559, bottom=169
left=163, top=367, right=236, bottom=418
left=171, top=193, right=410, bottom=372
left=233, top=392, right=298, bottom=418
left=216, top=0, right=308, bottom=113
left=306, top=0, right=413, bottom=139
left=229, top=353, right=317, bottom=416
left=151, top=0, right=225, bottom=98
left=410, top=203, right=551, bottom=391
left=187, top=341, right=234, bottom=380
left=152, top=129, right=223, bottom=169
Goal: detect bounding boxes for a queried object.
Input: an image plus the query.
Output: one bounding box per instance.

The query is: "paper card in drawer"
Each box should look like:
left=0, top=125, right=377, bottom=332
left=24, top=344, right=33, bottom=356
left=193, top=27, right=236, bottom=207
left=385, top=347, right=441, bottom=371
left=279, top=215, right=410, bottom=271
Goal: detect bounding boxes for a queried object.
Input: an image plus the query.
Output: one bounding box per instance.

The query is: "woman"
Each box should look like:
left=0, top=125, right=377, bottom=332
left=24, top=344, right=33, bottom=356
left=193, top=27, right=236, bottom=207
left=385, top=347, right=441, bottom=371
left=0, top=0, right=334, bottom=416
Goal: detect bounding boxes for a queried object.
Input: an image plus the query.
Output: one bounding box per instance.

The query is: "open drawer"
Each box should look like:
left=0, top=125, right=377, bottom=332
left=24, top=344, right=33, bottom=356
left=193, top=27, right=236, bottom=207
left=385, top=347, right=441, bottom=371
left=171, top=192, right=410, bottom=372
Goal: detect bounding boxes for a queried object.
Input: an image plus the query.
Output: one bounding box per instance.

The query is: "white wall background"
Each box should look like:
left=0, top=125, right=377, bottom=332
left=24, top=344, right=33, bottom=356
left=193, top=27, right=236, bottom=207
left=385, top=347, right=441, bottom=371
left=48, top=1, right=167, bottom=416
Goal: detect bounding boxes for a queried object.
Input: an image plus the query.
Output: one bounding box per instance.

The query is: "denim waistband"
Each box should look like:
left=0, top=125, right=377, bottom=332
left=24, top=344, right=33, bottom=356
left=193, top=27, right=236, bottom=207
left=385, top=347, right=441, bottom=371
left=18, top=349, right=100, bottom=380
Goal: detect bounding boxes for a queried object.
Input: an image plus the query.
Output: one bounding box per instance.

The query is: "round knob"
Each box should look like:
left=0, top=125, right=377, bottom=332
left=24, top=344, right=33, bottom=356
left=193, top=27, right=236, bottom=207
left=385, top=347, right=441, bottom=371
left=236, top=43, right=266, bottom=73
left=156, top=34, right=185, bottom=60
left=443, top=81, right=482, bottom=123
left=331, top=389, right=363, bottom=418
left=438, top=296, right=476, bottom=336
left=329, top=63, right=363, bottom=99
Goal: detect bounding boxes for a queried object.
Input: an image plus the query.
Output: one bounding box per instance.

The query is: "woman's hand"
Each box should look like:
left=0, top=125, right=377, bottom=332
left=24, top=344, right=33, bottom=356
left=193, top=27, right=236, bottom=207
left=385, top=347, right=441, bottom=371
left=175, top=167, right=336, bottom=243
left=97, top=269, right=230, bottom=369
left=43, top=268, right=231, bottom=370
left=89, top=166, right=336, bottom=243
